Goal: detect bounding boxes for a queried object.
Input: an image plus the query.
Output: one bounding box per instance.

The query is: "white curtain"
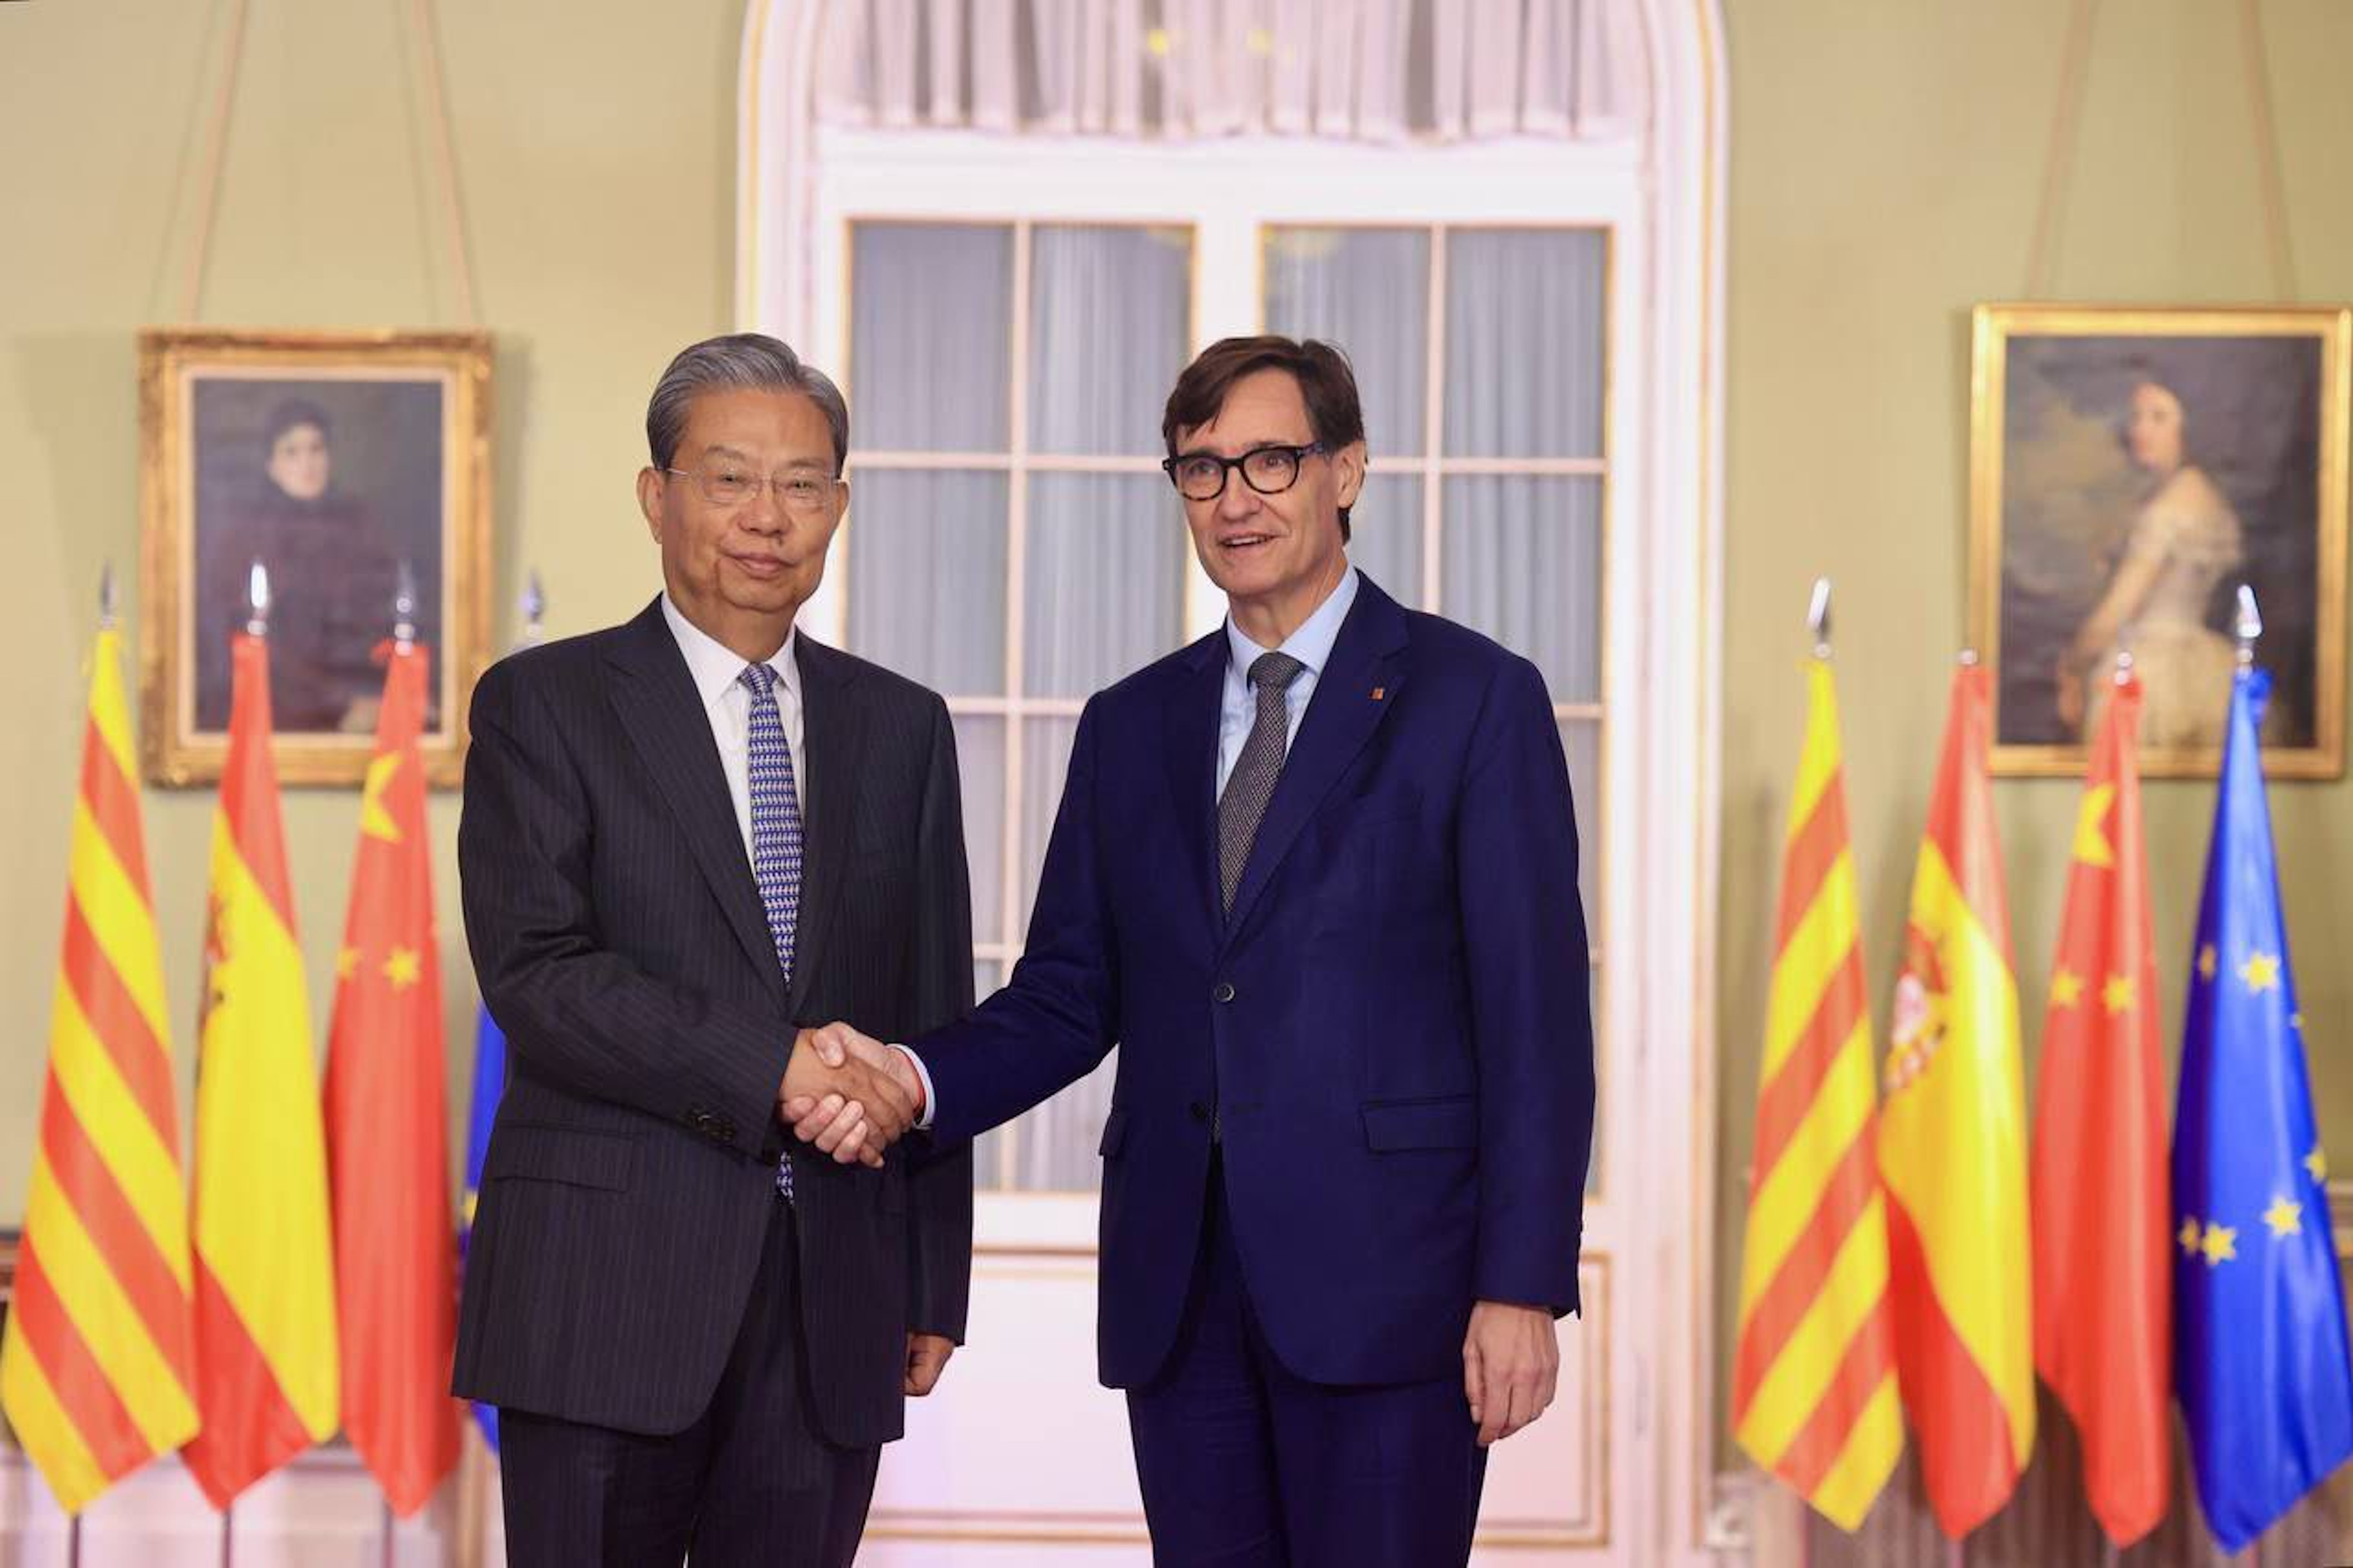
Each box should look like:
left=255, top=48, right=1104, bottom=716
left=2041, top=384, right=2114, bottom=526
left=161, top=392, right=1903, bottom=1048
left=820, top=0, right=1646, bottom=142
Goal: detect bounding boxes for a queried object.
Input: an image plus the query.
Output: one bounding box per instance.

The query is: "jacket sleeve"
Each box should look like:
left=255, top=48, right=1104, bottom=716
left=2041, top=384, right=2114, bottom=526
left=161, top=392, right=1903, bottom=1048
left=902, top=696, right=977, bottom=1342
left=1457, top=654, right=1596, bottom=1316
left=458, top=656, right=791, bottom=1160
left=911, top=696, right=1122, bottom=1146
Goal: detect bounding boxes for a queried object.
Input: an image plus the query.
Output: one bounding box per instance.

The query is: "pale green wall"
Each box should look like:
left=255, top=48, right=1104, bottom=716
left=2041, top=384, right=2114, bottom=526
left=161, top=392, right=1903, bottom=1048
left=1716, top=0, right=2353, bottom=1458
left=0, top=0, right=747, bottom=1221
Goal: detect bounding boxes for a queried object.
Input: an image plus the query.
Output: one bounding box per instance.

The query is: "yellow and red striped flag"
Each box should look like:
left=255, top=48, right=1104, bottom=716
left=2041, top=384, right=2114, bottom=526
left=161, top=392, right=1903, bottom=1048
left=324, top=639, right=460, bottom=1515
left=0, top=624, right=199, bottom=1512
left=1733, top=657, right=1902, bottom=1529
left=181, top=630, right=340, bottom=1508
left=1878, top=660, right=2034, bottom=1539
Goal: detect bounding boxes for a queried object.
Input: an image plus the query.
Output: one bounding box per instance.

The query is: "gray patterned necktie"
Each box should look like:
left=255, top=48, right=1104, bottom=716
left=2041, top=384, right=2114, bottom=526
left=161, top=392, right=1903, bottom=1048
left=739, top=662, right=802, bottom=1201
left=1219, top=651, right=1306, bottom=912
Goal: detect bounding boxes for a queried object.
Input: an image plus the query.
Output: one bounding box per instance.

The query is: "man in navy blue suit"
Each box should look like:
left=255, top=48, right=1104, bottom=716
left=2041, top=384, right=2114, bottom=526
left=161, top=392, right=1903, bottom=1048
left=794, top=337, right=1594, bottom=1564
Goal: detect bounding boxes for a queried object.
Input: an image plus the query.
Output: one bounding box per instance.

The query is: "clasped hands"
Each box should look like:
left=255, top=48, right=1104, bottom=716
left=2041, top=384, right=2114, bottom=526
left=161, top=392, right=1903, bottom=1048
left=777, top=1023, right=922, bottom=1168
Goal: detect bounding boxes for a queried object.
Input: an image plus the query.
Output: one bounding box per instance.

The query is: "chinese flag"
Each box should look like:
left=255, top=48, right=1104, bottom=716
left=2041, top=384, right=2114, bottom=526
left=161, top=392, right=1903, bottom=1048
left=323, top=641, right=460, bottom=1515
left=1877, top=662, right=2035, bottom=1539
left=2031, top=670, right=2169, bottom=1545
left=184, top=632, right=340, bottom=1507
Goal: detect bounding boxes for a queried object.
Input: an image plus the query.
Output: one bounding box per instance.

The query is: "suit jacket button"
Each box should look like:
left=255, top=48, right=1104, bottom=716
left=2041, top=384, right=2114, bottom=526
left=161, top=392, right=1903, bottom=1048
left=1211, top=981, right=1236, bottom=1003
left=1187, top=1101, right=1210, bottom=1123
left=714, top=1119, right=737, bottom=1144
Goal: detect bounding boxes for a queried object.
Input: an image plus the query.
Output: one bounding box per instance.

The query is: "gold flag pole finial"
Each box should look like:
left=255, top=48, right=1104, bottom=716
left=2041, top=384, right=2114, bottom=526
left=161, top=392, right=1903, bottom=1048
left=1807, top=576, right=1833, bottom=660
left=245, top=559, right=272, bottom=637
left=2235, top=584, right=2263, bottom=670
left=2114, top=648, right=2135, bottom=687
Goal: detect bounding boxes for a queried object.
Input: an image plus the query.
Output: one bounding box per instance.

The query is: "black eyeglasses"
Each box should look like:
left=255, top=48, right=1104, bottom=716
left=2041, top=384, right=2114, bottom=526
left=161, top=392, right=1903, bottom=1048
left=1161, top=442, right=1328, bottom=502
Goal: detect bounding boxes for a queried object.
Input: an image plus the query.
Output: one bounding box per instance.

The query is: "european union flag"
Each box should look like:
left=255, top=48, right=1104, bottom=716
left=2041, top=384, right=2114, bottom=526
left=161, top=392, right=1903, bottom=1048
left=2173, top=668, right=2353, bottom=1550
left=462, top=999, right=507, bottom=1454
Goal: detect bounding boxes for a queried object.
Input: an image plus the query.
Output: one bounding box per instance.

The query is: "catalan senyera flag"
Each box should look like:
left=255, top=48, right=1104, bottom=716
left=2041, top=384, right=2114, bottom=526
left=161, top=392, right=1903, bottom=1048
left=182, top=630, right=339, bottom=1508
left=324, top=641, right=460, bottom=1515
left=2029, top=671, right=2170, bottom=1547
left=0, top=626, right=198, bottom=1512
left=2174, top=667, right=2353, bottom=1551
left=1878, top=661, right=2034, bottom=1540
left=1732, top=657, right=1902, bottom=1530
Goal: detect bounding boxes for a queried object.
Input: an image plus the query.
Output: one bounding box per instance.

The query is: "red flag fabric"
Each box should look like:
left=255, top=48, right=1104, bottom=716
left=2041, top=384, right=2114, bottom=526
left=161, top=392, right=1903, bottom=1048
left=2029, top=671, right=2171, bottom=1545
left=323, top=641, right=460, bottom=1515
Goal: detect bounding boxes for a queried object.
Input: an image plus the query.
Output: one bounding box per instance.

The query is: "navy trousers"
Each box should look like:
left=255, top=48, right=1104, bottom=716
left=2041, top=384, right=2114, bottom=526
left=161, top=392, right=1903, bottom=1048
left=1126, top=1165, right=1489, bottom=1566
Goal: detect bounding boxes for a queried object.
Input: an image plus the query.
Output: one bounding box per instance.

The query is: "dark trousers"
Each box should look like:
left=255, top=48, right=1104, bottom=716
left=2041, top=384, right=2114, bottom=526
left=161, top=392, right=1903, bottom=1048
left=498, top=1197, right=881, bottom=1568
left=1125, top=1167, right=1488, bottom=1567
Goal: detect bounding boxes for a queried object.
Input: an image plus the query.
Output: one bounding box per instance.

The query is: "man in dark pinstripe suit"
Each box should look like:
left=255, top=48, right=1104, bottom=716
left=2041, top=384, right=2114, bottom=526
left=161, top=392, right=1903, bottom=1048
left=455, top=334, right=975, bottom=1567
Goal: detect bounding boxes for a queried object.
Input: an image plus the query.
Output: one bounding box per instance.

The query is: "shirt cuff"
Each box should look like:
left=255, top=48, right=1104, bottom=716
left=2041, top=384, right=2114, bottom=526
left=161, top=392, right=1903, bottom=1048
left=891, top=1044, right=936, bottom=1130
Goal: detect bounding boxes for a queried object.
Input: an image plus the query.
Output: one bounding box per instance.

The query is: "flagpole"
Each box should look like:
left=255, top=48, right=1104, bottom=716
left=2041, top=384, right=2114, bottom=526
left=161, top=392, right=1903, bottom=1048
left=379, top=1497, right=395, bottom=1568
left=67, top=1512, right=81, bottom=1567
left=220, top=1504, right=233, bottom=1568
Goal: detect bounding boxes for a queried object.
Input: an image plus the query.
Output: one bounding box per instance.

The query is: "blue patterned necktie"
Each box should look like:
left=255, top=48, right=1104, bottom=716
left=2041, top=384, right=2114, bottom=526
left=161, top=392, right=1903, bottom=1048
left=739, top=661, right=803, bottom=1200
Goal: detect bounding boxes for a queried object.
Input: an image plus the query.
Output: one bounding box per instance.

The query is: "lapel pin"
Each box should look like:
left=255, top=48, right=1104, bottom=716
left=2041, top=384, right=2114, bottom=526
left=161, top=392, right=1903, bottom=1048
left=1370, top=685, right=1386, bottom=701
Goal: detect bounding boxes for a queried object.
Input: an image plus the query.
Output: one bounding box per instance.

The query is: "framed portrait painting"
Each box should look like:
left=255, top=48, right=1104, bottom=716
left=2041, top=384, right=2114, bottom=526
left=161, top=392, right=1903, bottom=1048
left=1968, top=305, right=2348, bottom=779
left=138, top=327, right=492, bottom=786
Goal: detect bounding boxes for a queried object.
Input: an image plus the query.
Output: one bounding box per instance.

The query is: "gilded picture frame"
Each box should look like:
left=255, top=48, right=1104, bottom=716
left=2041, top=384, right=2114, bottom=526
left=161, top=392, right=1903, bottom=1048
left=1969, top=304, right=2347, bottom=780
left=137, top=327, right=492, bottom=787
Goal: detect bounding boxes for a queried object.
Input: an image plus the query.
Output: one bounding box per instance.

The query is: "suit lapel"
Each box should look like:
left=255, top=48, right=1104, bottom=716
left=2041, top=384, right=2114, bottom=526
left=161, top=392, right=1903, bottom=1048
left=783, top=635, right=870, bottom=1020
left=1219, top=579, right=1411, bottom=948
left=603, top=600, right=786, bottom=1002
left=1163, top=631, right=1227, bottom=935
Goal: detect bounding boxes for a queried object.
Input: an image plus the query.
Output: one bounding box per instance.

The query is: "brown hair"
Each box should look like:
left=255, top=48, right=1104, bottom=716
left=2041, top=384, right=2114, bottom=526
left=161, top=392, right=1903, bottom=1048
left=1162, top=335, right=1365, bottom=541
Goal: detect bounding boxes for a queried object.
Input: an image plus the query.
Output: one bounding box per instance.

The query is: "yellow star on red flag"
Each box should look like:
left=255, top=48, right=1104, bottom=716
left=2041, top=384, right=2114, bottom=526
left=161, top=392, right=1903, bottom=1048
left=2070, top=781, right=2117, bottom=868
left=381, top=947, right=422, bottom=990
left=2102, top=975, right=2135, bottom=1015
left=2050, top=968, right=2084, bottom=1008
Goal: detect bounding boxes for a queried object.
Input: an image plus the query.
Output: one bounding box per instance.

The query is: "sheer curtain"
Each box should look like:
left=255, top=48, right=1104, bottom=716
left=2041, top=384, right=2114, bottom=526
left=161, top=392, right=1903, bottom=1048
left=844, top=219, right=1188, bottom=1190
left=819, top=0, right=1645, bottom=142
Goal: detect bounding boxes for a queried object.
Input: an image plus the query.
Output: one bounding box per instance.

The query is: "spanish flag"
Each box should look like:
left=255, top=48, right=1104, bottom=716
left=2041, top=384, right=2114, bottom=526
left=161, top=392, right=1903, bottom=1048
left=0, top=625, right=198, bottom=1512
left=1878, top=660, right=2034, bottom=1539
left=182, top=631, right=339, bottom=1508
left=2030, top=670, right=2170, bottom=1546
left=324, top=640, right=460, bottom=1515
left=1732, top=657, right=1902, bottom=1529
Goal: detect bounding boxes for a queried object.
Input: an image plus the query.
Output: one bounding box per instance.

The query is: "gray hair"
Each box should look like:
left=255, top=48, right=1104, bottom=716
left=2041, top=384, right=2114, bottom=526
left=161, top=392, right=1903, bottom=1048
left=644, top=333, right=849, bottom=474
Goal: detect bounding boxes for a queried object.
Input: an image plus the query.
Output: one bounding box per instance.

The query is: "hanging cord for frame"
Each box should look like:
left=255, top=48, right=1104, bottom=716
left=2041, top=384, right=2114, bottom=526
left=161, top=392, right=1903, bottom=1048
left=173, top=0, right=480, bottom=324
left=177, top=0, right=252, bottom=321
left=2237, top=0, right=2296, bottom=299
left=2022, top=0, right=2098, bottom=298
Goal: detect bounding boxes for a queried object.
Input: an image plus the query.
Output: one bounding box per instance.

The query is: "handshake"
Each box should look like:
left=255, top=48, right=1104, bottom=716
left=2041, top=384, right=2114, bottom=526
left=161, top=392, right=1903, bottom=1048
left=777, top=1023, right=924, bottom=1168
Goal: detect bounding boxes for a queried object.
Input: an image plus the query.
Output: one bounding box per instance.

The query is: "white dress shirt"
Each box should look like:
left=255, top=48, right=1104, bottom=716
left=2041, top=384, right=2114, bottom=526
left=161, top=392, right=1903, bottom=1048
left=660, top=593, right=807, bottom=859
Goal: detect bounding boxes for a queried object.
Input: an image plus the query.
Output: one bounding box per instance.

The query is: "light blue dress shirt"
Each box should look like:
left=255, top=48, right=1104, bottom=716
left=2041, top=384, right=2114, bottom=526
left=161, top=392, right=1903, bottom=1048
left=897, top=567, right=1363, bottom=1131
left=1216, top=566, right=1360, bottom=797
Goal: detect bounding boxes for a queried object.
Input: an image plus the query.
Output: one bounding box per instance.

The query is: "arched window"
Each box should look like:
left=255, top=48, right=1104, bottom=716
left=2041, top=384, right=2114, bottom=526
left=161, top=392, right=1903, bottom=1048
left=741, top=4, right=1726, bottom=1555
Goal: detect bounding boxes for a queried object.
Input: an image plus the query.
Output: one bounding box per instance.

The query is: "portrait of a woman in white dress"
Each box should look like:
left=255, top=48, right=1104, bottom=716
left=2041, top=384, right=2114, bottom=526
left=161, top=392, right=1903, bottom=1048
left=1977, top=314, right=2340, bottom=776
